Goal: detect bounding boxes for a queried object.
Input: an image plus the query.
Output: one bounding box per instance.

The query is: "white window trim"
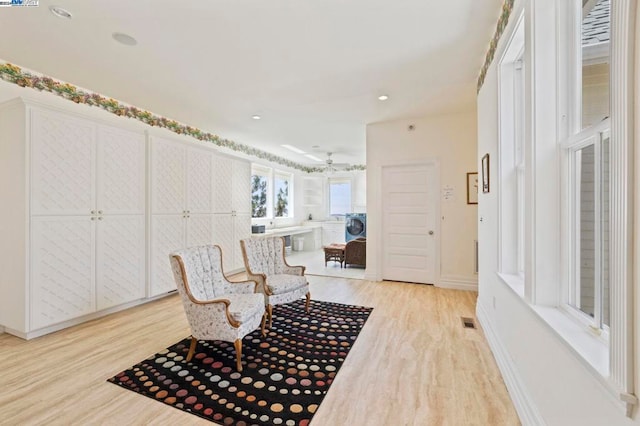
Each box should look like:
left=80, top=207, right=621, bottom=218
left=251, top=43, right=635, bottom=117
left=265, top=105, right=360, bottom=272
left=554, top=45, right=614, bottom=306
left=555, top=0, right=637, bottom=415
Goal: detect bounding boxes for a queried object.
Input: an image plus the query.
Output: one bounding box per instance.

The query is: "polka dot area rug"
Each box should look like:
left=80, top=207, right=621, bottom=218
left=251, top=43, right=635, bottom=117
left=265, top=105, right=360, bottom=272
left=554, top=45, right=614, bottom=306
left=108, top=299, right=373, bottom=426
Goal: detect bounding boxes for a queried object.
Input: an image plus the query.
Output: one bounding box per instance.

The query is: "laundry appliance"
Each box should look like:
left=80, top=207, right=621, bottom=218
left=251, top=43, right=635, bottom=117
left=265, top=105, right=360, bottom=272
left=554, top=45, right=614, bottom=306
left=345, top=213, right=367, bottom=242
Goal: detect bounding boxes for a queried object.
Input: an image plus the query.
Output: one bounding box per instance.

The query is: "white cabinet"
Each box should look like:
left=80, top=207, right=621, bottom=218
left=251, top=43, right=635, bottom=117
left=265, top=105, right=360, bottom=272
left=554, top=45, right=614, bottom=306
left=149, top=137, right=216, bottom=296
left=322, top=222, right=346, bottom=245
left=212, top=156, right=251, bottom=271
left=0, top=101, right=146, bottom=336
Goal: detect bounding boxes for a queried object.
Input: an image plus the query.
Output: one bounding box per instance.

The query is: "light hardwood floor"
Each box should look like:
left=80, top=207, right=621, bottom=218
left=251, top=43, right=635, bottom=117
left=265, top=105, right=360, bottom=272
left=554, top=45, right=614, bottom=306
left=0, top=276, right=520, bottom=425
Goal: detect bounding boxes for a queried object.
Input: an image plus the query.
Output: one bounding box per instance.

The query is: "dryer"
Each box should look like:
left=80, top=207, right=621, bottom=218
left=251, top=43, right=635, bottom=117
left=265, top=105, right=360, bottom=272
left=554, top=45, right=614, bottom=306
left=345, top=213, right=367, bottom=242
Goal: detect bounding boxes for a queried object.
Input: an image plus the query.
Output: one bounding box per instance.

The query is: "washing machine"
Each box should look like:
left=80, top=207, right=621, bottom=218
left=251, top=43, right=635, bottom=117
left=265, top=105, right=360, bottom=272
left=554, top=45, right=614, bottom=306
left=345, top=213, right=367, bottom=242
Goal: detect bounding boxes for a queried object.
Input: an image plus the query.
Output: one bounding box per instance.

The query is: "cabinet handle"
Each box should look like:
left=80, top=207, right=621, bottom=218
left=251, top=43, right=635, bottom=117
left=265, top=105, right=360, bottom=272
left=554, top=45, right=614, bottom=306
left=98, top=216, right=103, bottom=220
left=98, top=210, right=103, bottom=214
left=91, top=217, right=96, bottom=221
left=91, top=210, right=96, bottom=215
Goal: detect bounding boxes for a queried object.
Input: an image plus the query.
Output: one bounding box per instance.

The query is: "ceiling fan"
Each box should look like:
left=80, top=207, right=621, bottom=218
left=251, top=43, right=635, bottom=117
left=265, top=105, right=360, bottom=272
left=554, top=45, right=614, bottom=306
left=322, top=152, right=350, bottom=173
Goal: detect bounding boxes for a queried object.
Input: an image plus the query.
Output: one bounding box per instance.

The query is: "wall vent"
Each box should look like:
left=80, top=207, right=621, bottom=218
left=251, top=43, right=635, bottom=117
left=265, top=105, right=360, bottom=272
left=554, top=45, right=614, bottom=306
left=461, top=317, right=476, bottom=329
left=474, top=240, right=479, bottom=274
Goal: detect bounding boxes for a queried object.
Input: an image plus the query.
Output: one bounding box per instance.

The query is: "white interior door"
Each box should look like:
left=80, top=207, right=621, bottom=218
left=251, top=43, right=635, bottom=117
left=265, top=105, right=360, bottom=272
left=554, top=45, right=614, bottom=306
left=382, top=163, right=438, bottom=284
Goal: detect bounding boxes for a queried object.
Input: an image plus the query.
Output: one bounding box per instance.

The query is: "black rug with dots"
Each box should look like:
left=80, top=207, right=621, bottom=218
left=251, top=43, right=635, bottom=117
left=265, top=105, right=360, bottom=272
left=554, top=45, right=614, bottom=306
left=108, top=299, right=372, bottom=426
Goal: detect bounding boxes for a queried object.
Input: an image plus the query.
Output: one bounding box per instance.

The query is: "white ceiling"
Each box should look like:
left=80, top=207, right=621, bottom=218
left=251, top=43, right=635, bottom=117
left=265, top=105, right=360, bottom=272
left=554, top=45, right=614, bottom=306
left=0, top=0, right=501, bottom=167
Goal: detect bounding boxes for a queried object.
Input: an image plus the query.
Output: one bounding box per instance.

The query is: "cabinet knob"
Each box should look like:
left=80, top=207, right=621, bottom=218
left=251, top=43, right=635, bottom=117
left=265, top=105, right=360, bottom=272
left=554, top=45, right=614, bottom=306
left=98, top=210, right=103, bottom=214
left=98, top=216, right=103, bottom=220
left=91, top=210, right=96, bottom=215
left=91, top=217, right=96, bottom=221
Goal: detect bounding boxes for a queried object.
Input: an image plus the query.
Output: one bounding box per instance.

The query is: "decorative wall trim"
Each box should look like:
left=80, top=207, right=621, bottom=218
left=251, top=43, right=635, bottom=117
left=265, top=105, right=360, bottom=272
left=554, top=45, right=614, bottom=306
left=0, top=62, right=366, bottom=174
left=609, top=0, right=637, bottom=417
left=476, top=302, right=547, bottom=426
left=437, top=275, right=478, bottom=291
left=477, top=0, right=515, bottom=93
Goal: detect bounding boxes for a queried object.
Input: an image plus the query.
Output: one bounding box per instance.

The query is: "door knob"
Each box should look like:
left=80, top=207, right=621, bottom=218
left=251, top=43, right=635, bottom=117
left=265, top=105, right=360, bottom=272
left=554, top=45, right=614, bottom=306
left=429, top=230, right=434, bottom=235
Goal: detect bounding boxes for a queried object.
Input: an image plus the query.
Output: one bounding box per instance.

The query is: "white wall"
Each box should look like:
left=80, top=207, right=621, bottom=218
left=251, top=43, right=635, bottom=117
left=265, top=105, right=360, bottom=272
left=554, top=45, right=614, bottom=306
left=366, top=111, right=478, bottom=289
left=476, top=1, right=640, bottom=425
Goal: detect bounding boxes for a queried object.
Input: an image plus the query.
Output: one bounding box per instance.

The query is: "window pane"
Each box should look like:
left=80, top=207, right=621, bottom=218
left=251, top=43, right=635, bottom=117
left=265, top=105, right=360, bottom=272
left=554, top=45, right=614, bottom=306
left=601, top=136, right=610, bottom=326
left=274, top=177, right=289, bottom=217
left=251, top=175, right=268, bottom=218
left=329, top=181, right=351, bottom=215
left=581, top=0, right=610, bottom=129
left=577, top=145, right=595, bottom=318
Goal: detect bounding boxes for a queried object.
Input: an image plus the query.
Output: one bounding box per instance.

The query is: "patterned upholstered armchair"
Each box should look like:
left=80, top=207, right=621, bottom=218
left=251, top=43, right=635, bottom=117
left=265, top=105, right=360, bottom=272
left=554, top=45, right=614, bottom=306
left=344, top=237, right=366, bottom=268
left=240, top=236, right=310, bottom=327
left=170, top=245, right=266, bottom=372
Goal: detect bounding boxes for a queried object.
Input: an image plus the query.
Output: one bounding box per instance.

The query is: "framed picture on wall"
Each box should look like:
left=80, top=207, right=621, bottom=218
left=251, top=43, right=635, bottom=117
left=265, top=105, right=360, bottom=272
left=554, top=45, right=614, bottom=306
left=482, top=153, right=490, bottom=193
left=467, top=172, right=478, bottom=204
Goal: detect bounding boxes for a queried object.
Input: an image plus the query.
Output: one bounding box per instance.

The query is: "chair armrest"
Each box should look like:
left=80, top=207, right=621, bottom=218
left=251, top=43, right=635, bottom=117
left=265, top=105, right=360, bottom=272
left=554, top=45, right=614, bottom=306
left=223, top=279, right=259, bottom=294
left=283, top=265, right=306, bottom=276
left=246, top=272, right=271, bottom=296
left=189, top=298, right=240, bottom=328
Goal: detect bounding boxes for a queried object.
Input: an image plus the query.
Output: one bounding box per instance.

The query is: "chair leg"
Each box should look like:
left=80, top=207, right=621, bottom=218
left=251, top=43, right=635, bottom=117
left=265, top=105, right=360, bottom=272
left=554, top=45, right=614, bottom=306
left=186, top=336, right=197, bottom=362
left=234, top=339, right=243, bottom=372
left=267, top=304, right=273, bottom=328
left=305, top=292, right=311, bottom=312
left=261, top=311, right=267, bottom=337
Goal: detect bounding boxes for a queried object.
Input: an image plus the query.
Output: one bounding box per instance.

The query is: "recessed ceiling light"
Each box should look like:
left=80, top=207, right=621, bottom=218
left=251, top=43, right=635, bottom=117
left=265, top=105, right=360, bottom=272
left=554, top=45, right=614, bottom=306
left=378, top=95, right=389, bottom=101
left=252, top=115, right=261, bottom=120
left=312, top=145, right=320, bottom=149
left=305, top=154, right=323, bottom=162
left=282, top=144, right=306, bottom=154
left=49, top=6, right=72, bottom=19
left=112, top=32, right=138, bottom=46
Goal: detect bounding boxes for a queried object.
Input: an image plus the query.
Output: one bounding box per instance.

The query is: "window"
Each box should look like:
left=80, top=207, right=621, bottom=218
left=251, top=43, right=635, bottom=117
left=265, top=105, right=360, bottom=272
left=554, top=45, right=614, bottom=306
left=251, top=165, right=293, bottom=219
left=498, top=12, right=526, bottom=277
left=561, top=0, right=611, bottom=333
left=329, top=179, right=351, bottom=216
left=251, top=165, right=271, bottom=218
left=274, top=171, right=292, bottom=218
left=566, top=126, right=610, bottom=331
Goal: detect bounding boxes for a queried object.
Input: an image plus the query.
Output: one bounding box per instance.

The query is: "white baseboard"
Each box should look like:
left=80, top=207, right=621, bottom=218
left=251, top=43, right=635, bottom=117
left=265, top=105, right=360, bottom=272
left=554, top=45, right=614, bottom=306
left=476, top=302, right=546, bottom=426
left=437, top=275, right=478, bottom=291
left=3, top=291, right=176, bottom=340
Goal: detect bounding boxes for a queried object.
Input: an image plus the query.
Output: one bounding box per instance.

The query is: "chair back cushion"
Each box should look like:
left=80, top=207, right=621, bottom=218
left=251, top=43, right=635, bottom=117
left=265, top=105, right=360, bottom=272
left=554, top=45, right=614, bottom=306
left=241, top=237, right=286, bottom=276
left=170, top=245, right=227, bottom=301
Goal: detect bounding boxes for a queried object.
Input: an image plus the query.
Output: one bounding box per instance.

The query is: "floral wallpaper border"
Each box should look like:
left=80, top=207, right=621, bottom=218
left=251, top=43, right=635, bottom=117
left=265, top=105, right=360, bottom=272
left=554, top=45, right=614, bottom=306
left=0, top=62, right=366, bottom=173
left=477, top=0, right=515, bottom=93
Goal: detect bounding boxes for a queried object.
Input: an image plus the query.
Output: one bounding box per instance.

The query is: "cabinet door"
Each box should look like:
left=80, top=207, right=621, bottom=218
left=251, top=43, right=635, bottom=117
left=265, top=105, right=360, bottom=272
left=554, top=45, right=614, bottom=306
left=232, top=160, right=251, bottom=214
left=213, top=155, right=233, bottom=214
left=31, top=109, right=96, bottom=216
left=233, top=213, right=252, bottom=270
left=150, top=214, right=186, bottom=296
left=151, top=137, right=186, bottom=215
left=31, top=216, right=96, bottom=329
left=186, top=214, right=214, bottom=247
left=187, top=149, right=213, bottom=214
left=212, top=214, right=235, bottom=269
left=96, top=215, right=145, bottom=310
left=96, top=126, right=146, bottom=215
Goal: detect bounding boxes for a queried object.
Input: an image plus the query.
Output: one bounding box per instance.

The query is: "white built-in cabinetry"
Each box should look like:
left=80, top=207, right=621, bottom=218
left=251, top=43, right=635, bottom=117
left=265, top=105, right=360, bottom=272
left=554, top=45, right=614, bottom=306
left=0, top=98, right=251, bottom=338
left=150, top=137, right=216, bottom=296
left=212, top=156, right=251, bottom=271
left=322, top=222, right=346, bottom=245
left=1, top=101, right=146, bottom=336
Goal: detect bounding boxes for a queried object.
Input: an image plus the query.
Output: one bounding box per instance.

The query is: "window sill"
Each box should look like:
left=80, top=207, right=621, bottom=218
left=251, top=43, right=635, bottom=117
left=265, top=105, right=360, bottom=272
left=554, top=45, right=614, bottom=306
left=496, top=272, right=609, bottom=379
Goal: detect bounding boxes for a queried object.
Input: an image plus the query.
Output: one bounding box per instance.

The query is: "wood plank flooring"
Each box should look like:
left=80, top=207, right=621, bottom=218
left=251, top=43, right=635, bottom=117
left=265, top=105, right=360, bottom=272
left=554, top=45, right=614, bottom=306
left=0, top=276, right=520, bottom=425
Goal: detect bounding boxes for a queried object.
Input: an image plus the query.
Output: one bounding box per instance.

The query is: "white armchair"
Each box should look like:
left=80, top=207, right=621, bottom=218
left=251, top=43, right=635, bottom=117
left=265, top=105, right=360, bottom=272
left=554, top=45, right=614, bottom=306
left=170, top=245, right=266, bottom=372
left=240, top=236, right=310, bottom=327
